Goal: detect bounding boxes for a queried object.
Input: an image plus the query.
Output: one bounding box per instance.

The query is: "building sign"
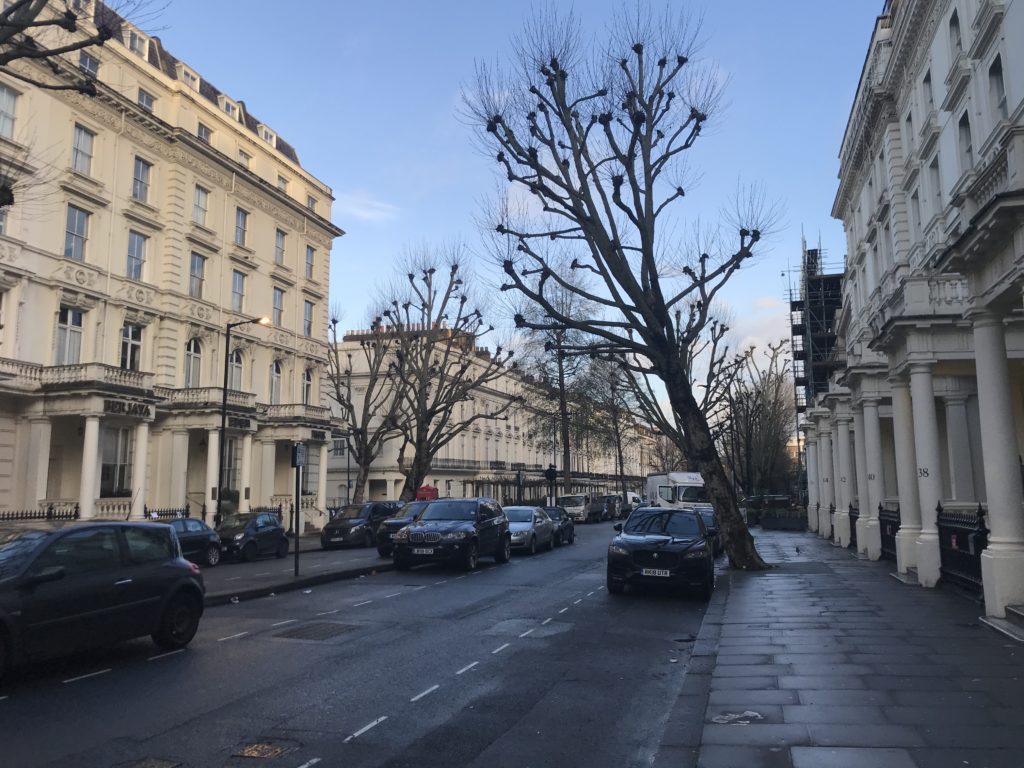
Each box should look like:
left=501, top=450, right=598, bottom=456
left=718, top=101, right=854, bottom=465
left=228, top=417, right=251, bottom=429
left=311, top=430, right=326, bottom=441
left=103, top=399, right=151, bottom=418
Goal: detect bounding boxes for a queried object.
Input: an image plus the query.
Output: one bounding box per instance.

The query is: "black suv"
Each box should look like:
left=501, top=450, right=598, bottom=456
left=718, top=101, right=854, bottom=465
left=391, top=498, right=511, bottom=571
left=167, top=517, right=221, bottom=566
left=0, top=522, right=205, bottom=683
left=321, top=501, right=403, bottom=550
left=217, top=512, right=288, bottom=562
left=376, top=500, right=429, bottom=557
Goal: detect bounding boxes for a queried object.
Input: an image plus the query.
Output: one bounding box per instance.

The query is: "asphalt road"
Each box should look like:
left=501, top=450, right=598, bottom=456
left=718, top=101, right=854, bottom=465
left=0, top=521, right=709, bottom=768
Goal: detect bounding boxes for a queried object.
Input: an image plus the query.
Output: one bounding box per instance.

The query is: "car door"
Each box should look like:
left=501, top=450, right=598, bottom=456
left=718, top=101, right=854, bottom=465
left=255, top=515, right=276, bottom=554
left=117, top=525, right=178, bottom=635
left=476, top=502, right=496, bottom=553
left=185, top=519, right=212, bottom=557
left=535, top=510, right=553, bottom=545
left=169, top=519, right=196, bottom=560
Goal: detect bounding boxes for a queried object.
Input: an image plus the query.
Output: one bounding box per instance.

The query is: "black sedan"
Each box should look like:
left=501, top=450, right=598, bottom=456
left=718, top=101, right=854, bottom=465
left=391, top=498, right=511, bottom=571
left=606, top=507, right=714, bottom=599
left=168, top=517, right=221, bottom=566
left=217, top=512, right=289, bottom=562
left=321, top=502, right=402, bottom=550
left=376, top=501, right=429, bottom=557
left=543, top=506, right=575, bottom=546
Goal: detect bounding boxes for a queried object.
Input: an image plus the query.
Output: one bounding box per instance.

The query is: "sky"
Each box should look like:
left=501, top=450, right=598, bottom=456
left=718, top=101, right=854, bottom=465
left=153, top=0, right=881, bottom=352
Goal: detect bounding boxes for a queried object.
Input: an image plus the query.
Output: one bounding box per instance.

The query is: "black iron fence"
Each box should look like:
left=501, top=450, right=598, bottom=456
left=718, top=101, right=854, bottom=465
left=936, top=502, right=988, bottom=593
left=879, top=503, right=900, bottom=562
left=144, top=504, right=192, bottom=520
left=250, top=504, right=285, bottom=521
left=848, top=504, right=859, bottom=550
left=0, top=503, right=80, bottom=522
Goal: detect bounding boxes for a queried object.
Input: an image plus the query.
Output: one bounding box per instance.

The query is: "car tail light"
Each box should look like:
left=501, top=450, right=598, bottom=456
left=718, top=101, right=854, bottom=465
left=189, top=562, right=201, bottom=575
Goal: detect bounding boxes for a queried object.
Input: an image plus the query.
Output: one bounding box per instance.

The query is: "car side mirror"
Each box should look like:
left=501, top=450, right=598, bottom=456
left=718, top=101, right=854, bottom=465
left=613, top=523, right=623, bottom=532
left=24, top=565, right=66, bottom=588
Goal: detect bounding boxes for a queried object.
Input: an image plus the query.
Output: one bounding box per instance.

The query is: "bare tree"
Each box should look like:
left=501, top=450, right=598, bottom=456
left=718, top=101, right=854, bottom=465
left=325, top=313, right=402, bottom=505
left=384, top=253, right=517, bottom=501
left=467, top=5, right=777, bottom=568
left=651, top=433, right=686, bottom=472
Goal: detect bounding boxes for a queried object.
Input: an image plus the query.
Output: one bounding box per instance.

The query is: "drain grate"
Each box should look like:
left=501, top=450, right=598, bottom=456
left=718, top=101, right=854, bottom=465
left=233, top=742, right=296, bottom=759
left=276, top=621, right=355, bottom=641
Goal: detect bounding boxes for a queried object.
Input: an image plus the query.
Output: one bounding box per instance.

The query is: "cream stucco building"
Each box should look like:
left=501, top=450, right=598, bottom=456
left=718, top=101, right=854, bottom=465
left=0, top=2, right=342, bottom=525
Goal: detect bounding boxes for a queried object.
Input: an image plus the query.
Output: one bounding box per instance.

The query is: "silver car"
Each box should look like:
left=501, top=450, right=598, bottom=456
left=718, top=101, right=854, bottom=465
left=504, top=506, right=555, bottom=555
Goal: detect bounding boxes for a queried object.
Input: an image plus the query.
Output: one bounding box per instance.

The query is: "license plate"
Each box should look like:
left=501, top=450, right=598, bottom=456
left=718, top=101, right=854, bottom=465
left=641, top=568, right=671, bottom=577
left=331, top=537, right=345, bottom=542
left=413, top=548, right=434, bottom=555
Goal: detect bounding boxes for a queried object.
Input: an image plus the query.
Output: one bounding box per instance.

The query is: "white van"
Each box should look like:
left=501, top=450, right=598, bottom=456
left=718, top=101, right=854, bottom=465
left=557, top=494, right=589, bottom=523
left=646, top=472, right=709, bottom=510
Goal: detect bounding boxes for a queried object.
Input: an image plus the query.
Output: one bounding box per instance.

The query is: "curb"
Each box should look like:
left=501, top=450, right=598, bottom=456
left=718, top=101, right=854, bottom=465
left=204, top=561, right=395, bottom=607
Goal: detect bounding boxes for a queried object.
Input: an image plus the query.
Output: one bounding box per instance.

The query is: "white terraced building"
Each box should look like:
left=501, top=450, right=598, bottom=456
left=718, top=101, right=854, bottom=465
left=806, top=0, right=1024, bottom=619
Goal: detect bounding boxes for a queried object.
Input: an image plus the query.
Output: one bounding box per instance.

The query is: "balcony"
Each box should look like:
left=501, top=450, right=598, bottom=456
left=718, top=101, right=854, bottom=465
left=259, top=403, right=332, bottom=424
left=888, top=274, right=968, bottom=321
left=969, top=0, right=1005, bottom=59
left=941, top=53, right=971, bottom=112
left=155, top=386, right=257, bottom=411
left=917, top=110, right=939, bottom=160
left=1, top=360, right=156, bottom=394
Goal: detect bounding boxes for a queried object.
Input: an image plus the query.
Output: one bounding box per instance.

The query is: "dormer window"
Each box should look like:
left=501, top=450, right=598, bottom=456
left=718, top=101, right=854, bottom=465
left=219, top=96, right=239, bottom=120
left=79, top=51, right=99, bottom=77
left=258, top=124, right=276, bottom=146
left=176, top=64, right=199, bottom=91
left=126, top=29, right=147, bottom=58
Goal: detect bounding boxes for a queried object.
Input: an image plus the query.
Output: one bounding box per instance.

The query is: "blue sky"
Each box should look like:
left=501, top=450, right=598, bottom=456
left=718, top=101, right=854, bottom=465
left=155, top=0, right=880, bottom=348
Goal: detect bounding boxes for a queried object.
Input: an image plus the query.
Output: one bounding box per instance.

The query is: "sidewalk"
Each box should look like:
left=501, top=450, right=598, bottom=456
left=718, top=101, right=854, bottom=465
left=657, top=530, right=1024, bottom=768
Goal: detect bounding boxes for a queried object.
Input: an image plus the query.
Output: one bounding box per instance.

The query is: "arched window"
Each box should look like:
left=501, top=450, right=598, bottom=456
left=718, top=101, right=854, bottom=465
left=269, top=360, right=282, bottom=404
left=227, top=349, right=243, bottom=391
left=184, top=338, right=202, bottom=388
left=949, top=9, right=961, bottom=54
left=302, top=368, right=313, bottom=405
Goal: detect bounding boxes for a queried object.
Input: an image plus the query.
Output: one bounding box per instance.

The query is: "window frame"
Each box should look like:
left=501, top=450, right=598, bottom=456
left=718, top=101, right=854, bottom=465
left=274, top=228, right=286, bottom=265
left=0, top=84, right=15, bottom=140
left=272, top=287, right=285, bottom=326
left=302, top=368, right=313, bottom=405
left=55, top=306, right=84, bottom=366
left=131, top=155, right=152, bottom=203
left=305, top=245, right=315, bottom=279
left=71, top=123, right=95, bottom=175
left=197, top=122, right=211, bottom=143
left=227, top=349, right=243, bottom=391
left=126, top=230, right=147, bottom=281
left=78, top=50, right=99, bottom=78
left=184, top=337, right=202, bottom=388
left=269, top=360, right=282, bottom=404
left=120, top=322, right=143, bottom=371
left=234, top=207, right=249, bottom=247
left=100, top=427, right=134, bottom=497
left=231, top=269, right=245, bottom=313
left=64, top=204, right=90, bottom=261
left=303, top=300, right=314, bottom=337
left=188, top=252, right=206, bottom=299
left=192, top=185, right=208, bottom=226
left=137, top=88, right=154, bottom=113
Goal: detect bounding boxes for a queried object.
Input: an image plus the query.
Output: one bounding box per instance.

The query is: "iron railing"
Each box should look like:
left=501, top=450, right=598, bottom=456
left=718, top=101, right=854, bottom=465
left=879, top=503, right=900, bottom=561
left=144, top=504, right=191, bottom=520
left=0, top=503, right=80, bottom=522
left=936, top=502, right=988, bottom=593
left=849, top=503, right=859, bottom=550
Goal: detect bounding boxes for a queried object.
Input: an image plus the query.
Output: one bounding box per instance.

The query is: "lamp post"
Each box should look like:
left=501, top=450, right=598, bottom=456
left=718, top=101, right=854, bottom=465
left=218, top=315, right=270, bottom=526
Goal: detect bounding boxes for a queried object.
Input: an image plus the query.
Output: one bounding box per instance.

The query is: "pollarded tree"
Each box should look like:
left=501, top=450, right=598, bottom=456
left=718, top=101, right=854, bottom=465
left=467, top=6, right=776, bottom=568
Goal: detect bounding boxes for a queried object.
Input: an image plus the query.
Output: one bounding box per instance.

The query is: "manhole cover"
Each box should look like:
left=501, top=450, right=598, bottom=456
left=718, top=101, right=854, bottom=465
left=276, top=621, right=355, bottom=641
left=233, top=742, right=295, bottom=759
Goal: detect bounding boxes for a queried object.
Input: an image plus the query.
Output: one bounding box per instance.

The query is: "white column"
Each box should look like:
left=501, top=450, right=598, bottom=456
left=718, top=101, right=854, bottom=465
left=862, top=398, right=884, bottom=560
left=317, top=442, right=328, bottom=521
left=25, top=417, right=52, bottom=507
left=205, top=428, right=219, bottom=522
left=131, top=421, right=149, bottom=519
left=973, top=313, right=1024, bottom=617
left=261, top=439, right=276, bottom=504
left=240, top=433, right=253, bottom=513
left=171, top=429, right=189, bottom=508
left=79, top=415, right=101, bottom=519
left=834, top=415, right=853, bottom=546
left=944, top=395, right=976, bottom=501
left=831, top=419, right=842, bottom=538
left=817, top=425, right=834, bottom=538
left=853, top=407, right=870, bottom=554
left=910, top=363, right=943, bottom=587
left=805, top=434, right=820, bottom=532
left=890, top=379, right=921, bottom=573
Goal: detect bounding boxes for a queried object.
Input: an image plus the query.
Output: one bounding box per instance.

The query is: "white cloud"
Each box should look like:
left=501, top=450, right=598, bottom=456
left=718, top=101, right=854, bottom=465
left=753, top=295, right=782, bottom=310
left=334, top=190, right=400, bottom=222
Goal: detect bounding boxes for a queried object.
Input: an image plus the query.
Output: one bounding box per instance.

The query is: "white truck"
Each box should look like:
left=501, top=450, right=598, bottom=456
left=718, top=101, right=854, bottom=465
left=556, top=494, right=590, bottom=523
left=646, top=472, right=710, bottom=510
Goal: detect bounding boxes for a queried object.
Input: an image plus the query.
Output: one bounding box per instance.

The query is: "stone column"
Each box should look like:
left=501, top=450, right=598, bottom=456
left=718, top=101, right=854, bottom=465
left=170, top=429, right=189, bottom=508
left=944, top=395, right=976, bottom=501
left=317, top=442, right=328, bottom=519
left=853, top=407, right=870, bottom=554
left=862, top=398, right=885, bottom=559
left=78, top=415, right=101, bottom=519
left=205, top=428, right=219, bottom=522
left=831, top=419, right=842, bottom=539
left=973, top=312, right=1024, bottom=617
left=890, top=379, right=921, bottom=573
left=261, top=439, right=276, bottom=504
left=834, top=415, right=854, bottom=546
left=910, top=363, right=943, bottom=587
left=240, top=433, right=253, bottom=513
left=25, top=417, right=52, bottom=507
left=817, top=425, right=834, bottom=538
left=131, top=421, right=149, bottom=519
left=805, top=432, right=820, bottom=532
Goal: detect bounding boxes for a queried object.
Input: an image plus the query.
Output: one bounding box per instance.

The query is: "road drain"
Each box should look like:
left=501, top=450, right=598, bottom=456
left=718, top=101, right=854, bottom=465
left=276, top=621, right=355, bottom=641
left=232, top=742, right=297, bottom=759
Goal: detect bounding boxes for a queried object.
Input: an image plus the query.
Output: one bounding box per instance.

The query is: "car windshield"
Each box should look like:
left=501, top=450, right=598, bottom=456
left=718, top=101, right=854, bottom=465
left=504, top=507, right=536, bottom=523
left=558, top=496, right=586, bottom=506
left=216, top=514, right=254, bottom=531
left=420, top=500, right=477, bottom=521
left=624, top=510, right=701, bottom=538
left=544, top=508, right=564, bottom=520
left=0, top=528, right=50, bottom=577
left=397, top=502, right=427, bottom=520
left=334, top=504, right=371, bottom=521
left=676, top=486, right=708, bottom=503
left=699, top=511, right=717, bottom=527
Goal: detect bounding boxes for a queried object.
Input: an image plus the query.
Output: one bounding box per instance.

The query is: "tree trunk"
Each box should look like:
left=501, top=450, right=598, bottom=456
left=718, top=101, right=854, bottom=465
left=557, top=352, right=572, bottom=495
left=614, top=427, right=628, bottom=507
left=399, top=451, right=432, bottom=502
left=351, top=462, right=370, bottom=505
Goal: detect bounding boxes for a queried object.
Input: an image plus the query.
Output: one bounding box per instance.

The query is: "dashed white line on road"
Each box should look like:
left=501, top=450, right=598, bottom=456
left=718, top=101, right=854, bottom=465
left=217, top=632, right=248, bottom=642
left=455, top=575, right=467, bottom=580
left=587, top=591, right=595, bottom=596
left=296, top=759, right=322, bottom=768
left=434, top=580, right=448, bottom=585
left=255, top=572, right=270, bottom=576
left=227, top=576, right=242, bottom=581
left=469, top=571, right=482, bottom=576
left=412, top=585, right=427, bottom=591
left=62, top=669, right=111, bottom=684
left=148, top=649, right=185, bottom=661
left=596, top=585, right=605, bottom=590
left=492, top=643, right=510, bottom=655
left=316, top=609, right=339, bottom=616
left=456, top=661, right=479, bottom=675
left=354, top=600, right=373, bottom=607
left=310, top=564, right=323, bottom=569
left=574, top=599, right=582, bottom=604
left=0, top=696, right=7, bottom=702
left=519, top=629, right=535, bottom=638
left=558, top=607, right=569, bottom=614
left=384, top=593, right=401, bottom=598
left=542, top=618, right=552, bottom=625
left=410, top=684, right=440, bottom=702
left=272, top=619, right=297, bottom=627
left=344, top=715, right=388, bottom=743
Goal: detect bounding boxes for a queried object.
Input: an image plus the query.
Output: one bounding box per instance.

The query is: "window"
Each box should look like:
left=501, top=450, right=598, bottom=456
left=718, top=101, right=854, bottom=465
left=269, top=360, right=282, bottom=404
left=237, top=149, right=250, bottom=168
left=127, top=29, right=146, bottom=56
left=189, top=252, right=206, bottom=298
left=32, top=527, right=121, bottom=577
left=120, top=322, right=142, bottom=370
left=928, top=155, right=942, bottom=214
left=71, top=124, right=94, bottom=175
left=131, top=156, right=151, bottom=202
left=949, top=9, right=962, bottom=55
left=178, top=65, right=199, bottom=91
left=123, top=526, right=174, bottom=564
left=0, top=84, right=14, bottom=140
left=272, top=286, right=284, bottom=326
left=0, top=206, right=7, bottom=236
left=302, top=369, right=313, bottom=405
left=55, top=306, right=83, bottom=365
left=305, top=245, right=315, bottom=279
left=227, top=349, right=243, bottom=390
left=259, top=125, right=275, bottom=145
left=274, top=228, right=286, bottom=264
left=904, top=112, right=913, bottom=152
left=234, top=207, right=248, bottom=246
left=64, top=204, right=89, bottom=260
left=100, top=427, right=133, bottom=497
left=958, top=112, right=973, bottom=170
left=306, top=195, right=317, bottom=212
left=79, top=51, right=99, bottom=77
left=990, top=56, right=1007, bottom=121
left=184, top=338, right=202, bottom=387
left=303, top=300, right=314, bottom=337
left=197, top=122, right=211, bottom=143
left=923, top=70, right=934, bottom=111
left=192, top=185, right=208, bottom=225
left=221, top=97, right=238, bottom=119
left=277, top=175, right=288, bottom=192
left=137, top=88, right=154, bottom=113
left=910, top=190, right=922, bottom=238
left=225, top=437, right=239, bottom=491
left=231, top=269, right=245, bottom=312
left=126, top=230, right=147, bottom=280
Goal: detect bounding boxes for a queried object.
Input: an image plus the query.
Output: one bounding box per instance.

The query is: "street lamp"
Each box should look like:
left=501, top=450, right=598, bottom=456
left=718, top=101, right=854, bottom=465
left=217, top=315, right=270, bottom=526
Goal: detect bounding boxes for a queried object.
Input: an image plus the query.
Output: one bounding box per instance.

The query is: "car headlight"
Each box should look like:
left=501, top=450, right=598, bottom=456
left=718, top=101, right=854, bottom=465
left=393, top=528, right=410, bottom=541
left=608, top=544, right=629, bottom=557
left=442, top=531, right=468, bottom=541
left=349, top=524, right=364, bottom=534
left=684, top=549, right=708, bottom=559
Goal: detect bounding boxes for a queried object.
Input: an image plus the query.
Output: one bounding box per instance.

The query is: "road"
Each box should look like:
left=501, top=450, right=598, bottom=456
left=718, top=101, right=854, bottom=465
left=0, top=521, right=709, bottom=768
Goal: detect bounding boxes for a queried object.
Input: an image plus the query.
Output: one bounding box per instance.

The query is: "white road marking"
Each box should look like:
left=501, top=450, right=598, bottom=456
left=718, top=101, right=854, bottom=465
left=470, top=571, right=482, bottom=576
left=255, top=572, right=270, bottom=576
left=492, top=643, right=510, bottom=655
left=272, top=619, right=297, bottom=627
left=217, top=631, right=248, bottom=642
left=0, top=696, right=7, bottom=702
left=62, top=669, right=110, bottom=684
left=384, top=593, right=401, bottom=598
left=227, top=576, right=243, bottom=581
left=455, top=575, right=467, bottom=580
left=316, top=609, right=339, bottom=616
left=587, top=591, right=595, bottom=596
left=354, top=600, right=373, bottom=607
left=574, top=599, right=582, bottom=604
left=296, top=759, right=322, bottom=768
left=434, top=580, right=448, bottom=585
left=456, top=661, right=479, bottom=675
left=310, top=564, right=323, bottom=569
left=558, top=607, right=569, bottom=614
left=410, top=684, right=440, bottom=702
left=148, top=649, right=185, bottom=661
left=542, top=618, right=552, bottom=625
left=519, top=629, right=535, bottom=638
left=596, top=585, right=605, bottom=590
left=412, top=585, right=427, bottom=591
left=344, top=715, right=388, bottom=743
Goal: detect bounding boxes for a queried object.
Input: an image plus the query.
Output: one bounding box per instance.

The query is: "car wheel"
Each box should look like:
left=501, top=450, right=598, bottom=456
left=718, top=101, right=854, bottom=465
left=495, top=535, right=511, bottom=564
left=554, top=532, right=562, bottom=547
left=204, top=544, right=221, bottom=567
left=547, top=532, right=555, bottom=551
left=569, top=530, right=575, bottom=544
left=606, top=573, right=625, bottom=594
left=377, top=545, right=392, bottom=558
left=275, top=538, right=289, bottom=559
left=152, top=593, right=201, bottom=651
left=241, top=541, right=258, bottom=562
left=528, top=536, right=537, bottom=556
left=463, top=541, right=479, bottom=571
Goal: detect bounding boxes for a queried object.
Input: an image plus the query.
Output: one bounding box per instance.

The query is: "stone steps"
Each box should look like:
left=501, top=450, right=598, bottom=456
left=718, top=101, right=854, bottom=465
left=979, top=604, right=1024, bottom=643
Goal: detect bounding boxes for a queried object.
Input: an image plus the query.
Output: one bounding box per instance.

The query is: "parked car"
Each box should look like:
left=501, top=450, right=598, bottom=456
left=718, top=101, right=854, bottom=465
left=391, top=498, right=511, bottom=571
left=167, top=517, right=221, bottom=566
left=621, top=493, right=643, bottom=517
left=376, top=501, right=429, bottom=557
left=557, top=494, right=589, bottom=523
left=606, top=507, right=715, bottom=599
left=602, top=494, right=624, bottom=519
left=321, top=501, right=403, bottom=550
left=217, top=512, right=288, bottom=562
left=505, top=506, right=556, bottom=554
left=697, top=509, right=723, bottom=557
left=543, top=506, right=575, bottom=546
left=0, top=522, right=205, bottom=683
left=586, top=495, right=616, bottom=523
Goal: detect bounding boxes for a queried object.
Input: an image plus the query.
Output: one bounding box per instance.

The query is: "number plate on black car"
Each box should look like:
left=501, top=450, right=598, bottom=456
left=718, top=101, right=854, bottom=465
left=641, top=568, right=671, bottom=577
left=413, top=548, right=434, bottom=555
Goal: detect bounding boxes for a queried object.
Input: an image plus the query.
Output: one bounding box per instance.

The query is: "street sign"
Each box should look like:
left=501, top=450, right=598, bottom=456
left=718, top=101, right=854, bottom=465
left=291, top=443, right=306, bottom=468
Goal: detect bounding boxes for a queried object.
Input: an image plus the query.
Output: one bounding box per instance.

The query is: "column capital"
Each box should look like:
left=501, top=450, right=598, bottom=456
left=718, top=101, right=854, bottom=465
left=860, top=396, right=881, bottom=408
left=887, top=375, right=909, bottom=390
left=965, top=308, right=1005, bottom=327
left=908, top=361, right=936, bottom=376
left=835, top=415, right=853, bottom=426
left=942, top=394, right=970, bottom=406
